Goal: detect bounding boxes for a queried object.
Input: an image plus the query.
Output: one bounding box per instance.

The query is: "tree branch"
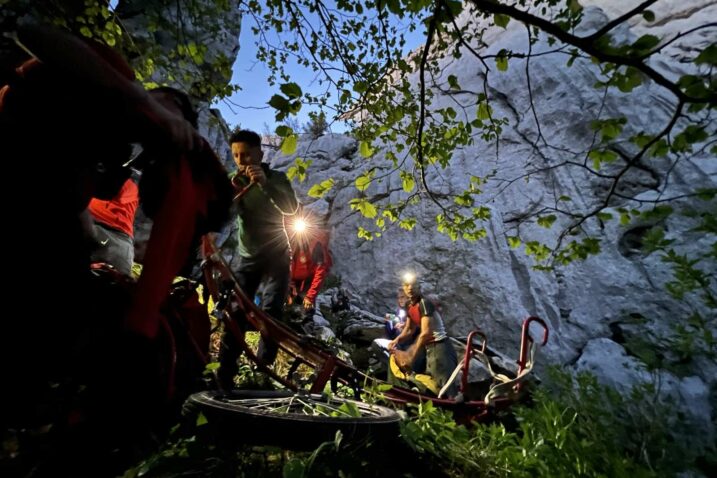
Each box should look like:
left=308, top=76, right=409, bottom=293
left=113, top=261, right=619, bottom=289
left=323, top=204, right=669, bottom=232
left=585, top=0, right=658, bottom=41
left=468, top=0, right=715, bottom=104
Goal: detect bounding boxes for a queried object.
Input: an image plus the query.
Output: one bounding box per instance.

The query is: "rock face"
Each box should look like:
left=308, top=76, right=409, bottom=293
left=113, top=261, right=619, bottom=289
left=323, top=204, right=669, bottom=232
left=266, top=2, right=716, bottom=442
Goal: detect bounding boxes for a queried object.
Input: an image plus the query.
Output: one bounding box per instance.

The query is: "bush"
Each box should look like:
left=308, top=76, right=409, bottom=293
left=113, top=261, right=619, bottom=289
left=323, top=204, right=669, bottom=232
left=398, top=368, right=710, bottom=477
left=303, top=112, right=328, bottom=139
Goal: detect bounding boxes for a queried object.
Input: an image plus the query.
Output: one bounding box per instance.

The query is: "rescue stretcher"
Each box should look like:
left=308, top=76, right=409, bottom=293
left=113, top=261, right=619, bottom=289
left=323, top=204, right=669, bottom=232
left=200, top=235, right=549, bottom=423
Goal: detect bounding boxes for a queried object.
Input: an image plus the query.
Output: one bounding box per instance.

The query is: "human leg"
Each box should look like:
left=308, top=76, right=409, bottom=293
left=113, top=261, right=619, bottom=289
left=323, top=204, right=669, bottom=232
left=217, top=258, right=261, bottom=389
left=426, top=340, right=459, bottom=397
left=90, top=222, right=134, bottom=276
left=255, top=255, right=290, bottom=365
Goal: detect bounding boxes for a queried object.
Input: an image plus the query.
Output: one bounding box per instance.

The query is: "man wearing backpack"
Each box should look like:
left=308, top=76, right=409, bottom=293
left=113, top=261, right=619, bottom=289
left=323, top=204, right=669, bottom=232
left=288, top=213, right=332, bottom=332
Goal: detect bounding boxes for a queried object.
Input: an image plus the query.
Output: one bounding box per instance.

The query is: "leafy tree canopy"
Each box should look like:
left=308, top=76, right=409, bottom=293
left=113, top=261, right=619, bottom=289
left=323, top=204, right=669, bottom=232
left=4, top=0, right=714, bottom=353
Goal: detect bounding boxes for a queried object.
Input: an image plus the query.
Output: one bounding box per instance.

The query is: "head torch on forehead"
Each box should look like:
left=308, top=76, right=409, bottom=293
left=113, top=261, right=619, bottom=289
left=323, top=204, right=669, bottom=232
left=402, top=272, right=417, bottom=285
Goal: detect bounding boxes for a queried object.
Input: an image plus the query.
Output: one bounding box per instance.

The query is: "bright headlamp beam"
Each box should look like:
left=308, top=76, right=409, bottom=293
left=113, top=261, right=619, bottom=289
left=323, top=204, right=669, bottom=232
left=402, top=272, right=416, bottom=284
left=293, top=218, right=308, bottom=234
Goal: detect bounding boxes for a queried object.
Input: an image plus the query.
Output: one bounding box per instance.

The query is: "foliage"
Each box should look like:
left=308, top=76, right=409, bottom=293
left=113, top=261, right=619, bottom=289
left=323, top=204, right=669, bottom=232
left=236, top=0, right=715, bottom=277
left=303, top=111, right=329, bottom=139
left=6, top=0, right=241, bottom=101
left=8, top=3, right=715, bottom=473
left=399, top=368, right=714, bottom=477
left=8, top=1, right=714, bottom=270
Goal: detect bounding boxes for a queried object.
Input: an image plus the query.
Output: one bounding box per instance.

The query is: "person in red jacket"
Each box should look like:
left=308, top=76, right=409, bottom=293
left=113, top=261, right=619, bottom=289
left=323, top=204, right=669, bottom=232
left=288, top=212, right=332, bottom=327
left=88, top=176, right=140, bottom=276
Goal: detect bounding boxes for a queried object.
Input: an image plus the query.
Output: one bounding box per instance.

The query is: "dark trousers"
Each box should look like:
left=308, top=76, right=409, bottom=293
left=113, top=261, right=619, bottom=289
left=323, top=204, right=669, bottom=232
left=218, top=252, right=289, bottom=387
left=90, top=222, right=134, bottom=276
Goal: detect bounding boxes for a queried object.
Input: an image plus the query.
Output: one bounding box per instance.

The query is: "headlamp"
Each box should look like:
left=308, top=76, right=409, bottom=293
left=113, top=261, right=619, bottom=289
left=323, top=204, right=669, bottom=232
left=293, top=217, right=308, bottom=234
left=402, top=272, right=416, bottom=285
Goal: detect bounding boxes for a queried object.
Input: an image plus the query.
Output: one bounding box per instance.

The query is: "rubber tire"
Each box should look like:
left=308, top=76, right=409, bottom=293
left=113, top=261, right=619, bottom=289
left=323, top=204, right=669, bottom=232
left=185, top=390, right=401, bottom=450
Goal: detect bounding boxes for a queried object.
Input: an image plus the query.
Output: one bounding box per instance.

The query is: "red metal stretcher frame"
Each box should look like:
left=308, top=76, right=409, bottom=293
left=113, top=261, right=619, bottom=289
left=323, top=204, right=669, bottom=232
left=201, top=236, right=549, bottom=422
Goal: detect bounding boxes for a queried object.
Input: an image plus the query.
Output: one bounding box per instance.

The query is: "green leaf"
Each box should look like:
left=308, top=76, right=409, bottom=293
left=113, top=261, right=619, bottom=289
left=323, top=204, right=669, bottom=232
left=696, top=188, right=717, bottom=200
left=566, top=48, right=579, bottom=67
left=494, top=14, right=510, bottom=29
left=597, top=212, right=613, bottom=221
left=382, top=209, right=398, bottom=222
left=681, top=125, right=708, bottom=144
left=472, top=206, right=491, bottom=220
left=630, top=133, right=652, bottom=148
left=568, top=0, right=582, bottom=13
left=592, top=118, right=626, bottom=141
left=196, top=412, right=208, bottom=426
left=537, top=215, right=557, bottom=228
left=399, top=218, right=417, bottom=231
left=355, top=169, right=375, bottom=192
left=507, top=236, right=521, bottom=249
left=308, top=178, right=335, bottom=198
left=648, top=139, right=669, bottom=157
left=400, top=171, right=415, bottom=192
left=642, top=205, right=673, bottom=222
left=268, top=94, right=290, bottom=119
left=275, top=125, right=292, bottom=137
left=618, top=208, right=631, bottom=225
left=357, top=226, right=374, bottom=241
left=359, top=141, right=374, bottom=158
left=631, top=35, right=660, bottom=54
left=477, top=101, right=492, bottom=121
left=447, top=74, right=460, bottom=90
left=280, top=82, right=303, bottom=98
left=283, top=458, right=306, bottom=478
left=695, top=44, right=717, bottom=66
left=642, top=10, right=655, bottom=22
left=286, top=157, right=312, bottom=183
left=496, top=52, right=509, bottom=72
left=350, top=198, right=377, bottom=218
left=525, top=241, right=551, bottom=260
left=588, top=149, right=618, bottom=170
left=281, top=134, right=298, bottom=155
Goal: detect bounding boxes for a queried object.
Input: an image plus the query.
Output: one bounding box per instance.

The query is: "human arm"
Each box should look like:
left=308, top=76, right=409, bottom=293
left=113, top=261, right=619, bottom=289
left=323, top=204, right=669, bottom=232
left=303, top=243, right=328, bottom=307
left=394, top=315, right=432, bottom=371
left=15, top=23, right=201, bottom=152
left=388, top=317, right=415, bottom=350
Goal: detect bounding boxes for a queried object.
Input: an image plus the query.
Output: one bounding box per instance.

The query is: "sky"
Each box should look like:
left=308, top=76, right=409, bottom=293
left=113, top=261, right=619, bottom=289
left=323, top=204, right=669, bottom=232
left=213, top=20, right=334, bottom=135
left=108, top=1, right=425, bottom=135
left=213, top=12, right=426, bottom=136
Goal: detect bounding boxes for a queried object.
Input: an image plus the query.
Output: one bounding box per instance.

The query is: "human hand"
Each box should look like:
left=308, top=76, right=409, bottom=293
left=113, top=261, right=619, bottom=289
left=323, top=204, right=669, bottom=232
left=244, top=165, right=267, bottom=186
left=388, top=338, right=399, bottom=351
left=302, top=297, right=314, bottom=310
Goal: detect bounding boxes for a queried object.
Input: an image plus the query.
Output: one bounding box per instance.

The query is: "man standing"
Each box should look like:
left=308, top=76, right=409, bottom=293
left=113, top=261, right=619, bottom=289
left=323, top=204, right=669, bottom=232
left=218, top=129, right=298, bottom=389
left=389, top=273, right=458, bottom=397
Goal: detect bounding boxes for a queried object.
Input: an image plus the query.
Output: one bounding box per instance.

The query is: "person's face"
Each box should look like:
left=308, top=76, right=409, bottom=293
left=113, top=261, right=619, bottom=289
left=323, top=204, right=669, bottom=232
left=232, top=141, right=262, bottom=169
left=402, top=281, right=419, bottom=300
